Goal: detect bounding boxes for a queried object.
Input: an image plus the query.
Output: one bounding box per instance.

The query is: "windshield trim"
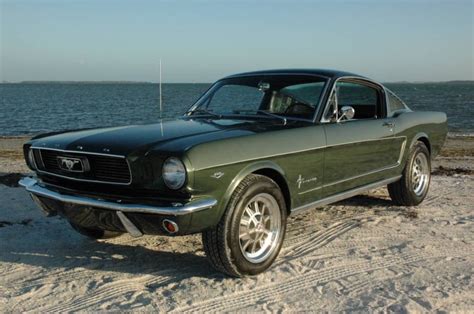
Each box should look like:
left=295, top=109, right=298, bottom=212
left=185, top=73, right=331, bottom=123
left=182, top=113, right=316, bottom=123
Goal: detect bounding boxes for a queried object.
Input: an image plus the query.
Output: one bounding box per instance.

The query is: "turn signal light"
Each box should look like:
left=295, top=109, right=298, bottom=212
left=162, top=219, right=179, bottom=234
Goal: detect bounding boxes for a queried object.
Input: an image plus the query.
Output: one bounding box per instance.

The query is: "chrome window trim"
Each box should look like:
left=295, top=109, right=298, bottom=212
left=319, top=76, right=387, bottom=123
left=32, top=147, right=133, bottom=186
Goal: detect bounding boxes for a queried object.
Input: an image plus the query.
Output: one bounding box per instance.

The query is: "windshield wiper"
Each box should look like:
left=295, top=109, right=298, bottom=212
left=186, top=109, right=222, bottom=118
left=256, top=110, right=287, bottom=125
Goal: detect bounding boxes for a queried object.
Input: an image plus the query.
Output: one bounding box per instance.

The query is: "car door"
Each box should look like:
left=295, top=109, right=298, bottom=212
left=321, top=79, right=406, bottom=197
left=285, top=123, right=326, bottom=208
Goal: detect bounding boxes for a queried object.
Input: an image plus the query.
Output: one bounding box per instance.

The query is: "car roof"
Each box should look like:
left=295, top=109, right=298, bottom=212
left=224, top=68, right=366, bottom=80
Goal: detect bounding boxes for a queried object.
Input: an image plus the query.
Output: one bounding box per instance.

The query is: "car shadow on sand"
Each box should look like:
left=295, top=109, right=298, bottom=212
left=335, top=194, right=394, bottom=207
left=334, top=194, right=418, bottom=218
left=0, top=193, right=416, bottom=286
left=0, top=232, right=226, bottom=283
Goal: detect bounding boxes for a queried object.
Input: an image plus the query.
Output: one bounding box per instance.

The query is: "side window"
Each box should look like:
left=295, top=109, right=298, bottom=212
left=386, top=90, right=406, bottom=112
left=336, top=82, right=381, bottom=120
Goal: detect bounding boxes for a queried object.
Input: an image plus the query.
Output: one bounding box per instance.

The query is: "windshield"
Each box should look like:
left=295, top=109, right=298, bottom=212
left=187, top=75, right=328, bottom=121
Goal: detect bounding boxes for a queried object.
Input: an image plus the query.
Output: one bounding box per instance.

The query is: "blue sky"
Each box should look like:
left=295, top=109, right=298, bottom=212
left=1, top=0, right=472, bottom=82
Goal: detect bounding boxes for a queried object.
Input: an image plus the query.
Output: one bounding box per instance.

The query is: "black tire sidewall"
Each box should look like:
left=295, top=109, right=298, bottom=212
left=226, top=177, right=287, bottom=276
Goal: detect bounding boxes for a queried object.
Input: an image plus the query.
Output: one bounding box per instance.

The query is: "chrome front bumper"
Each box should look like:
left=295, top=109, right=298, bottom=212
left=19, top=177, right=217, bottom=215
left=19, top=177, right=218, bottom=237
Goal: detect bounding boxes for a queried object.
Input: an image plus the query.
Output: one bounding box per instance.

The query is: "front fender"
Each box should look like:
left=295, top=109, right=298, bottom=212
left=202, top=160, right=286, bottom=221
left=217, top=160, right=287, bottom=216
left=185, top=160, right=288, bottom=233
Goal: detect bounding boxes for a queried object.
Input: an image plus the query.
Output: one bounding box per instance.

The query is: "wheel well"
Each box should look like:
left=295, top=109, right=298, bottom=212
left=253, top=168, right=292, bottom=214
left=417, top=137, right=431, bottom=154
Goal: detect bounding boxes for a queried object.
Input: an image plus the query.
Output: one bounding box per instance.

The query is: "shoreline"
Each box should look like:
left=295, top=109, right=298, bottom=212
left=2, top=130, right=473, bottom=137
left=2, top=131, right=474, bottom=139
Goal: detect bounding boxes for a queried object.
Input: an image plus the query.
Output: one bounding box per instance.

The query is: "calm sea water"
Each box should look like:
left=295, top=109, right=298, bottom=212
left=0, top=82, right=472, bottom=136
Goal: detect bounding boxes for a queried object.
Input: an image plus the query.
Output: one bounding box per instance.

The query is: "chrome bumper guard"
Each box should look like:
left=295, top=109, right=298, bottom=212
left=19, top=177, right=218, bottom=237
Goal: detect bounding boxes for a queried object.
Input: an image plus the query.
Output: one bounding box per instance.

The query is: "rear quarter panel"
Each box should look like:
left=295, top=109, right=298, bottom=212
left=393, top=111, right=448, bottom=161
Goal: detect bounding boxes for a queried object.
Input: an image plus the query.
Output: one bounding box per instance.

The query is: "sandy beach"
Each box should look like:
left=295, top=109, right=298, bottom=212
left=0, top=135, right=473, bottom=311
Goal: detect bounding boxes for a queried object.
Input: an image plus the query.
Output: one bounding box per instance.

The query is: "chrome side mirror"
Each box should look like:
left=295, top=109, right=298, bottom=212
left=337, top=106, right=355, bottom=122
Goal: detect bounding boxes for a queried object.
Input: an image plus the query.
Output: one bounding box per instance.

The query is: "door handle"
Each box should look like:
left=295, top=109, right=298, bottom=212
left=383, top=122, right=395, bottom=128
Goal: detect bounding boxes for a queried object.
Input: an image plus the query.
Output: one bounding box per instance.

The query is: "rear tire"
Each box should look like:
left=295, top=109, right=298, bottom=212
left=70, top=222, right=122, bottom=240
left=388, top=141, right=431, bottom=206
left=202, top=174, right=287, bottom=277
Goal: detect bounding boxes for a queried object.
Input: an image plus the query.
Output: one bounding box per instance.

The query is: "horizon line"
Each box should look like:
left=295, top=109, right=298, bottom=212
left=2, top=79, right=473, bottom=84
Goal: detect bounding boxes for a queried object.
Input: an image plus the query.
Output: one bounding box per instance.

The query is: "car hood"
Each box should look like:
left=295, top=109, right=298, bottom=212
left=30, top=118, right=285, bottom=156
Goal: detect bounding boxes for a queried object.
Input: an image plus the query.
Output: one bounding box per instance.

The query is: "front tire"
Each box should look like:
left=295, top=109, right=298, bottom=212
left=202, top=174, right=287, bottom=277
left=388, top=141, right=431, bottom=206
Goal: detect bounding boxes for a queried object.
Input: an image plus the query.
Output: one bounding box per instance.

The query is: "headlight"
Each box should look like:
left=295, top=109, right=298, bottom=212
left=27, top=148, right=37, bottom=170
left=162, top=157, right=186, bottom=190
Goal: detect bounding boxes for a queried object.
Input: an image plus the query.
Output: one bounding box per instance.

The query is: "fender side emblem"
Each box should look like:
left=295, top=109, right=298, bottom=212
left=211, top=172, right=224, bottom=179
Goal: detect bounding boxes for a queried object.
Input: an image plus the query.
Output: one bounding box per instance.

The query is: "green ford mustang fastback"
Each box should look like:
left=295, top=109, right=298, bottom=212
left=20, top=69, right=447, bottom=276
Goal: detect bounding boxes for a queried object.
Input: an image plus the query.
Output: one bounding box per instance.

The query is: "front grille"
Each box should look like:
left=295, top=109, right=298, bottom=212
left=34, top=149, right=131, bottom=184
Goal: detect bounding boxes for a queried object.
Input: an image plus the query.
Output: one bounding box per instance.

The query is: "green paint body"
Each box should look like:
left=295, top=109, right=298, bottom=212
left=25, top=70, right=448, bottom=235
left=182, top=111, right=446, bottom=232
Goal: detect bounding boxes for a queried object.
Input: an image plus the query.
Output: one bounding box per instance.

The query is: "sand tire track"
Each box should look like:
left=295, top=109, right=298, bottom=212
left=173, top=249, right=471, bottom=313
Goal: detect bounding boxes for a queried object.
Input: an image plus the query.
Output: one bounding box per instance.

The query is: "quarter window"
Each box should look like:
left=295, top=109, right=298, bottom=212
left=386, top=90, right=406, bottom=112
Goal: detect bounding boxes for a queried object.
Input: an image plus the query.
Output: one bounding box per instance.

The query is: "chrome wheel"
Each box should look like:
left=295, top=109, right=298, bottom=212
left=412, top=152, right=430, bottom=196
left=238, top=193, right=281, bottom=264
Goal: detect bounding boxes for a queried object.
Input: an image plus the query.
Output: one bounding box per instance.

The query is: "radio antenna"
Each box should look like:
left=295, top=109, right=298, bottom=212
left=159, top=59, right=164, bottom=137
left=159, top=58, right=163, bottom=119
